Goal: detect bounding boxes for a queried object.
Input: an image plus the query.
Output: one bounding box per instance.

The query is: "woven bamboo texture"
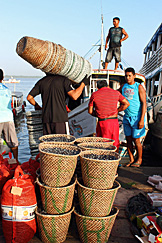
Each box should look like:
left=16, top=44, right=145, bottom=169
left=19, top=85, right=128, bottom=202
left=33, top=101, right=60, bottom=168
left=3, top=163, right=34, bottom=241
left=77, top=179, right=121, bottom=217
left=80, top=150, right=121, bottom=189
left=39, top=143, right=81, bottom=187
left=78, top=142, right=117, bottom=152
left=36, top=176, right=76, bottom=214
left=36, top=207, right=74, bottom=243
left=16, top=36, right=92, bottom=83
left=75, top=136, right=114, bottom=145
left=74, top=207, right=119, bottom=243
left=39, top=134, right=76, bottom=144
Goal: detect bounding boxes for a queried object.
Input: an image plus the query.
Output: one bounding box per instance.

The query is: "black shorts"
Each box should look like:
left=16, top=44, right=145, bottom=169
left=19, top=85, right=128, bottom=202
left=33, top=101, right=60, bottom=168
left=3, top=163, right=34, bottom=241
left=43, top=122, right=68, bottom=135
left=105, top=47, right=121, bottom=63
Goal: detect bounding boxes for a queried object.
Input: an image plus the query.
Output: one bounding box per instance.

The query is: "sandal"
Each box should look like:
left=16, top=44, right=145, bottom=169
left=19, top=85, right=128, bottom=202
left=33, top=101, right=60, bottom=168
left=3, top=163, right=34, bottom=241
left=131, top=161, right=142, bottom=168
left=124, top=161, right=134, bottom=167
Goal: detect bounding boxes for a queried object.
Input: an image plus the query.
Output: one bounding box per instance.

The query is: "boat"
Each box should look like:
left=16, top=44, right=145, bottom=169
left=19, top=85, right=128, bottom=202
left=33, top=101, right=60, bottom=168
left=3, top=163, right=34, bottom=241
left=11, top=91, right=26, bottom=118
left=68, top=15, right=147, bottom=157
left=3, top=76, right=20, bottom=84
left=139, top=23, right=162, bottom=157
left=2, top=77, right=26, bottom=119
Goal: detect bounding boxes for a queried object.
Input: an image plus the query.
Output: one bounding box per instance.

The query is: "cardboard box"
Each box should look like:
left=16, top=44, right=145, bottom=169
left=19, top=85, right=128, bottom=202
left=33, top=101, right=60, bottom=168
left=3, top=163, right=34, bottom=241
left=136, top=212, right=162, bottom=243
left=147, top=193, right=162, bottom=207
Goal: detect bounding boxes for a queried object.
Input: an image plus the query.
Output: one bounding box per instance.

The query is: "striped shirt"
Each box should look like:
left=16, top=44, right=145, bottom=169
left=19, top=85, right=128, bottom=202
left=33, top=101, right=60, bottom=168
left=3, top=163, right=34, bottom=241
left=89, top=87, right=125, bottom=119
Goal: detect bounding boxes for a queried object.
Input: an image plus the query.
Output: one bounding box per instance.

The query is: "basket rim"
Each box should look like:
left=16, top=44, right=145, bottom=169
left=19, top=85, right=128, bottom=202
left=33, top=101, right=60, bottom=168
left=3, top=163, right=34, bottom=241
left=35, top=206, right=74, bottom=218
left=39, top=134, right=76, bottom=142
left=39, top=143, right=81, bottom=157
left=74, top=207, right=119, bottom=220
left=79, top=150, right=121, bottom=162
left=76, top=179, right=121, bottom=192
left=36, top=176, right=77, bottom=189
left=75, top=137, right=115, bottom=144
left=78, top=142, right=117, bottom=151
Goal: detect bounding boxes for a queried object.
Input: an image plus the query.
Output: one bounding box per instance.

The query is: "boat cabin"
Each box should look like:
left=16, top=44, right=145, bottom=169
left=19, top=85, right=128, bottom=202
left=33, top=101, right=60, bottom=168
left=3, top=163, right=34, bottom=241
left=139, top=23, right=162, bottom=117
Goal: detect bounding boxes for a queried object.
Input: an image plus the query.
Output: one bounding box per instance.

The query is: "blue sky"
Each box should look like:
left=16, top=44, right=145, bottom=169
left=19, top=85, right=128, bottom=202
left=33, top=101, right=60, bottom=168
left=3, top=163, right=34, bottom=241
left=0, top=0, right=161, bottom=76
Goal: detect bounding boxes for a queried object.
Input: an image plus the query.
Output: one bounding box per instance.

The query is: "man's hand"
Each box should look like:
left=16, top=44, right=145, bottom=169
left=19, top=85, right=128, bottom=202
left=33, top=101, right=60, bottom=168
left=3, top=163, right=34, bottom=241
left=138, top=120, right=144, bottom=129
left=81, top=75, right=90, bottom=86
left=35, top=102, right=42, bottom=110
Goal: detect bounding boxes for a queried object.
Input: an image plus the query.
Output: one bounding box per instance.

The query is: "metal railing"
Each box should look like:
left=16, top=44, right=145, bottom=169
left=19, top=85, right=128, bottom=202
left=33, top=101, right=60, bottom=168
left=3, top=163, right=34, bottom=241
left=139, top=46, right=162, bottom=75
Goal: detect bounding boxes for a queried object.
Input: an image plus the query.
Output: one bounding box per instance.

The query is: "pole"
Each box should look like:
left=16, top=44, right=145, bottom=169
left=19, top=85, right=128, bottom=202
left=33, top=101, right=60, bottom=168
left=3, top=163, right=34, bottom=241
left=100, top=14, right=104, bottom=70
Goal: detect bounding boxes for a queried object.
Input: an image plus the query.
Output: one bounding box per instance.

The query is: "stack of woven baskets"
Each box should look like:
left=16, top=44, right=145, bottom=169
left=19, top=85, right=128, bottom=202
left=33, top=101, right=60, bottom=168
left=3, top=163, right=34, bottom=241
left=74, top=136, right=121, bottom=242
left=16, top=36, right=92, bottom=83
left=35, top=134, right=81, bottom=243
left=26, top=110, right=43, bottom=158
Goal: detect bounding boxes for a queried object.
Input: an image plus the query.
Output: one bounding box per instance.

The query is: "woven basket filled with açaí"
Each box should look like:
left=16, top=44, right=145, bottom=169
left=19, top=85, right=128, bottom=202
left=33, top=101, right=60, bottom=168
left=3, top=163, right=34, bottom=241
left=39, top=143, right=81, bottom=187
left=77, top=179, right=121, bottom=217
left=36, top=176, right=76, bottom=215
left=16, top=36, right=92, bottom=83
left=35, top=207, right=74, bottom=243
left=75, top=136, right=114, bottom=145
left=39, top=134, right=76, bottom=144
left=74, top=207, right=119, bottom=243
left=78, top=142, right=117, bottom=152
left=80, top=150, right=121, bottom=189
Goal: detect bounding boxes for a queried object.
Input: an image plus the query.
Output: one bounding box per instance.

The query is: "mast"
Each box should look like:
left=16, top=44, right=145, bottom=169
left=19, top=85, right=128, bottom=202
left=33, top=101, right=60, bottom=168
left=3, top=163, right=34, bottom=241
left=100, top=14, right=104, bottom=70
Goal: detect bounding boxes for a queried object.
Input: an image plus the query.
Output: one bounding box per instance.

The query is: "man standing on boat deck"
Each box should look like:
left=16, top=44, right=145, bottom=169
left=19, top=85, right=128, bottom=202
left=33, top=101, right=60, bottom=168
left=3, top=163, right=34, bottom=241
left=88, top=80, right=129, bottom=151
left=119, top=67, right=146, bottom=167
left=27, top=73, right=88, bottom=135
left=0, top=69, right=19, bottom=161
left=104, top=17, right=129, bottom=70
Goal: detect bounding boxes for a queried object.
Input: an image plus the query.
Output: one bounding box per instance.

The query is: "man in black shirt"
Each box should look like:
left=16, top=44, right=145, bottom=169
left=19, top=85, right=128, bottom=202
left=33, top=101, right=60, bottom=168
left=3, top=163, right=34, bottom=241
left=27, top=74, right=86, bottom=135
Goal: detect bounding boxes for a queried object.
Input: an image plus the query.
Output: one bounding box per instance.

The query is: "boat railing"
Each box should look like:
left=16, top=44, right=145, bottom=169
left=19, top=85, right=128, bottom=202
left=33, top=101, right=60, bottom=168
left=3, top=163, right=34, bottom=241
left=139, top=46, right=162, bottom=75
left=150, top=93, right=162, bottom=105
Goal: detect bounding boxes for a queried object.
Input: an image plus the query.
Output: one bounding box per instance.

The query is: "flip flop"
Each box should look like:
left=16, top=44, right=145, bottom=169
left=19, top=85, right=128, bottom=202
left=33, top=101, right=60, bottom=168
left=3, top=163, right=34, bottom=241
left=124, top=161, right=134, bottom=167
left=131, top=161, right=142, bottom=168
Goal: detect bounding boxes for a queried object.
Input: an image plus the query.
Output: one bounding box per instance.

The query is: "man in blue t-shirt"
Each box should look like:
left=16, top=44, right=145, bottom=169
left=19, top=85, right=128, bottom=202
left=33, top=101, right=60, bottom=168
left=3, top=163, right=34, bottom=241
left=119, top=67, right=146, bottom=167
left=0, top=69, right=19, bottom=161
left=104, top=17, right=129, bottom=70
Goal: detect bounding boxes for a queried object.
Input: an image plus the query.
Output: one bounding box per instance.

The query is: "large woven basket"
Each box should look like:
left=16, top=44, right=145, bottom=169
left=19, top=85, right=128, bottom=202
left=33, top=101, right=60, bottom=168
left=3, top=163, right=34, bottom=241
left=75, top=136, right=114, bottom=145
left=39, top=143, right=81, bottom=187
left=39, top=134, right=76, bottom=144
left=80, top=150, right=121, bottom=189
left=78, top=142, right=117, bottom=152
left=36, top=176, right=76, bottom=214
left=77, top=179, right=121, bottom=217
left=36, top=207, right=74, bottom=243
left=16, top=36, right=92, bottom=83
left=74, top=207, right=119, bottom=243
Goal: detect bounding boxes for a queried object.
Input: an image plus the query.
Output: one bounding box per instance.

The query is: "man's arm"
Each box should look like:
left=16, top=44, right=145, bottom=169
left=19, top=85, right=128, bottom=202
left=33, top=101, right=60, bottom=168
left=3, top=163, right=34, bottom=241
left=118, top=98, right=130, bottom=112
left=105, top=30, right=110, bottom=50
left=138, top=84, right=147, bottom=129
left=88, top=105, right=96, bottom=117
left=27, top=94, right=42, bottom=110
left=120, top=29, right=129, bottom=44
left=67, top=82, right=85, bottom=100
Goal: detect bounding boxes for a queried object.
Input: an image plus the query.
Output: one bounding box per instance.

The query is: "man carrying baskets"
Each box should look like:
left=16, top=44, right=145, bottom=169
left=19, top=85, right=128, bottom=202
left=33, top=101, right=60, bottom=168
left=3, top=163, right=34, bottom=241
left=27, top=73, right=89, bottom=135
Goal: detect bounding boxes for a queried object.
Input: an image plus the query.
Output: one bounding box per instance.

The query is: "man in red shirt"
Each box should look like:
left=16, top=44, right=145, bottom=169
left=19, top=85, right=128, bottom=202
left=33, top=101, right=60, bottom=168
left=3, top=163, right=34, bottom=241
left=88, top=80, right=129, bottom=150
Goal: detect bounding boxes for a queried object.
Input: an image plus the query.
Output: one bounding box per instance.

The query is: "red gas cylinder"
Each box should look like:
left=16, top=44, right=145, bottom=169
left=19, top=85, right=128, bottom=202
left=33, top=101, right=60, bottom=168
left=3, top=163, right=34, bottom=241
left=1, top=166, right=37, bottom=243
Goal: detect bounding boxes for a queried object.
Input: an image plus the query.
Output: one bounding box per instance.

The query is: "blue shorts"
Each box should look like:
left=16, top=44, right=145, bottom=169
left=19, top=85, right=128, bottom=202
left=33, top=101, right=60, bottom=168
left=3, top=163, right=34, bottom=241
left=123, top=115, right=146, bottom=139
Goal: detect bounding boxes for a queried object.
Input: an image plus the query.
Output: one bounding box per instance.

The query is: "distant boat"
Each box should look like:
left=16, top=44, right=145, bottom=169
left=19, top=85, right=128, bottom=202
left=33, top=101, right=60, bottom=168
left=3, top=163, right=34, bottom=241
left=3, top=76, right=20, bottom=84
